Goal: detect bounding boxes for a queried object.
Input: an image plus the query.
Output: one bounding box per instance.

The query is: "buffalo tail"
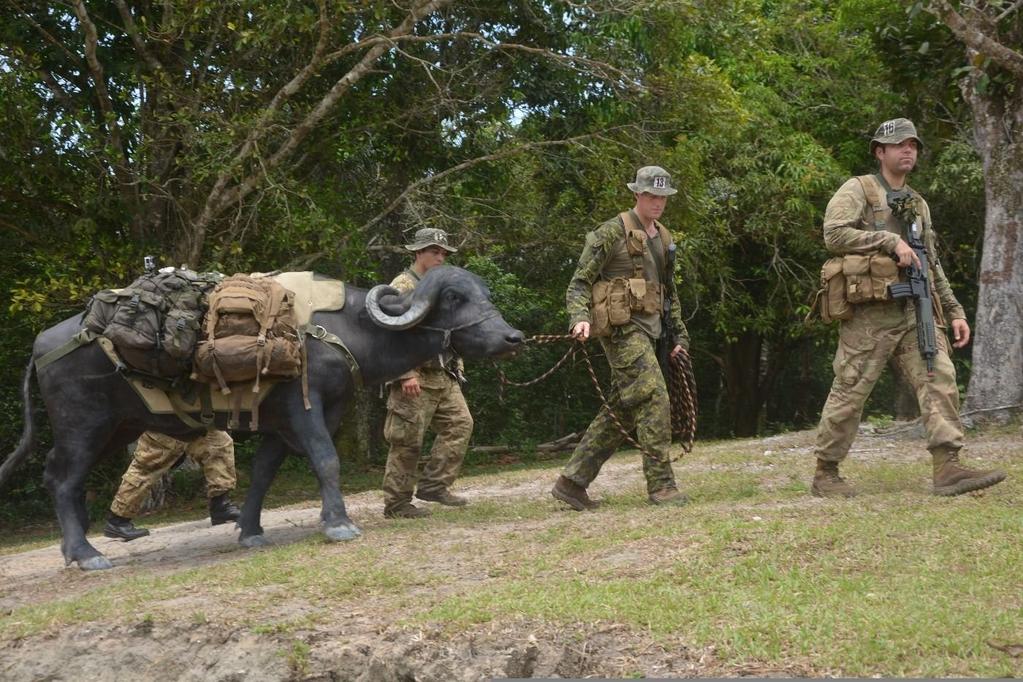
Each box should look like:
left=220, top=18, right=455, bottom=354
left=0, top=359, right=37, bottom=488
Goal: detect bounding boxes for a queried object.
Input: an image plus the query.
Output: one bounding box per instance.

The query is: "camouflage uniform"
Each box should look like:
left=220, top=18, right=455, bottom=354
left=561, top=205, right=689, bottom=495
left=811, top=118, right=1006, bottom=498
left=381, top=268, right=473, bottom=513
left=109, top=429, right=236, bottom=518
left=814, top=174, right=966, bottom=463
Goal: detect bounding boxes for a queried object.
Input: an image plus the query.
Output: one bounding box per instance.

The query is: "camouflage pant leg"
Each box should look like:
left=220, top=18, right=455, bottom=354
left=382, top=384, right=429, bottom=509
left=892, top=326, right=964, bottom=454
left=562, top=327, right=675, bottom=494
left=418, top=383, right=473, bottom=495
left=110, top=431, right=187, bottom=518
left=814, top=304, right=905, bottom=463
left=185, top=429, right=237, bottom=498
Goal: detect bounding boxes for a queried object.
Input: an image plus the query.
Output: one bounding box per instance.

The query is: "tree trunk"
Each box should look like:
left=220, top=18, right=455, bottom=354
left=961, top=74, right=1023, bottom=422
left=722, top=331, right=763, bottom=437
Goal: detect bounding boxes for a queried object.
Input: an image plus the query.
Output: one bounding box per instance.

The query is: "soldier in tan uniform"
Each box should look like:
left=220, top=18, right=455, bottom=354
left=382, top=228, right=474, bottom=519
left=811, top=118, right=1006, bottom=497
left=551, top=166, right=690, bottom=510
left=104, top=429, right=241, bottom=540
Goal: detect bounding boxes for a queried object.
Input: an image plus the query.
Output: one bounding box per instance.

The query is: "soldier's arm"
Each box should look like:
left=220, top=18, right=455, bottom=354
left=921, top=205, right=966, bottom=321
left=823, top=178, right=902, bottom=255
left=565, top=224, right=616, bottom=331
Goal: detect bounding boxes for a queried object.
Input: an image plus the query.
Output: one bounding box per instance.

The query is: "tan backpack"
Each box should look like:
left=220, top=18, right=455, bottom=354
left=194, top=275, right=302, bottom=403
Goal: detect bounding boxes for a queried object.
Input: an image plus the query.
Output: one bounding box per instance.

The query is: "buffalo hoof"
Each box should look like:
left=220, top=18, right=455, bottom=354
left=78, top=555, right=114, bottom=571
left=239, top=534, right=270, bottom=548
left=324, top=523, right=362, bottom=542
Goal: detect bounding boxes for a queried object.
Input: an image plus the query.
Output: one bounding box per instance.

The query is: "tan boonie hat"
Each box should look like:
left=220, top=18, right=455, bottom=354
left=870, top=118, right=924, bottom=154
left=627, top=166, right=678, bottom=196
left=404, top=227, right=458, bottom=253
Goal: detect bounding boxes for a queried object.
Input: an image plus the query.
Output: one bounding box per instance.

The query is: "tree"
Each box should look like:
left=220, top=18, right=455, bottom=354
left=922, top=0, right=1023, bottom=421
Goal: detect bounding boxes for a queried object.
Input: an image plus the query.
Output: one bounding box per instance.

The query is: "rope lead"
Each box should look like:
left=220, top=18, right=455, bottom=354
left=495, top=334, right=698, bottom=459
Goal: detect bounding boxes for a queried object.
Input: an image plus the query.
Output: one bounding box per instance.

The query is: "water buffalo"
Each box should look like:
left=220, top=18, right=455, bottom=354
left=0, top=266, right=524, bottom=570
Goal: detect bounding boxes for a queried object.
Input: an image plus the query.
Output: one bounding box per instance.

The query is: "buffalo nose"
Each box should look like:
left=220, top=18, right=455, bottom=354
left=506, top=330, right=525, bottom=346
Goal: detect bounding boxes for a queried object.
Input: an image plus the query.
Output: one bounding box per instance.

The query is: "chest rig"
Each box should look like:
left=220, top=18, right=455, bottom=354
left=588, top=212, right=672, bottom=337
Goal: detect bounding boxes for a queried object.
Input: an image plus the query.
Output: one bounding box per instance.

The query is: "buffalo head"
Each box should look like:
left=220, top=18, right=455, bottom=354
left=365, top=266, right=523, bottom=358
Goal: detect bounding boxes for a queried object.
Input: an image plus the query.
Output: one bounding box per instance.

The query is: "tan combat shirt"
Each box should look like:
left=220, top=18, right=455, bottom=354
left=823, top=177, right=965, bottom=322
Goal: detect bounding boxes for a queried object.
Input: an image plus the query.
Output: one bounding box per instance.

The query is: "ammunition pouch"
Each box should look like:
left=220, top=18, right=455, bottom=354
left=810, top=253, right=900, bottom=323
left=842, top=253, right=899, bottom=304
left=627, top=278, right=662, bottom=315
left=590, top=277, right=662, bottom=337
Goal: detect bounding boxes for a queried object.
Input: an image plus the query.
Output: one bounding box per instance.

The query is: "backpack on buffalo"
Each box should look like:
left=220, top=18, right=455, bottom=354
left=193, top=274, right=302, bottom=394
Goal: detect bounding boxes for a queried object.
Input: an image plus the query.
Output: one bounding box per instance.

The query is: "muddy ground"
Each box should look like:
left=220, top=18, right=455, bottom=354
left=0, top=425, right=1017, bottom=680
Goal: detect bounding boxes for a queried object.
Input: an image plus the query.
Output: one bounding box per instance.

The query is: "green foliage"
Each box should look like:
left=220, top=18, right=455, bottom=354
left=0, top=0, right=990, bottom=522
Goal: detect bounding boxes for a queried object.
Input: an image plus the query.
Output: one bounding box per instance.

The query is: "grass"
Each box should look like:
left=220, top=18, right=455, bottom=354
left=2, top=427, right=1021, bottom=677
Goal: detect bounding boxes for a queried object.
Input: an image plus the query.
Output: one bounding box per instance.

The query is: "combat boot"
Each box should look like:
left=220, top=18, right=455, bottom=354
left=384, top=501, right=432, bottom=519
left=209, top=494, right=241, bottom=526
left=551, top=475, right=600, bottom=511
left=647, top=486, right=688, bottom=507
left=416, top=489, right=469, bottom=507
left=103, top=514, right=150, bottom=541
left=811, top=459, right=857, bottom=498
left=932, top=449, right=1006, bottom=496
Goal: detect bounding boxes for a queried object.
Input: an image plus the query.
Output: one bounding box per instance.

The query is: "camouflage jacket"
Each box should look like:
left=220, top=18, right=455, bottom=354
left=566, top=211, right=689, bottom=349
left=823, top=176, right=965, bottom=322
left=391, top=268, right=464, bottom=388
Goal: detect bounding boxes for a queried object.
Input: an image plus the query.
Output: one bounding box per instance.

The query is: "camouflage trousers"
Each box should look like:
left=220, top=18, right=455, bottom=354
left=382, top=376, right=473, bottom=510
left=109, top=429, right=236, bottom=518
left=562, top=326, right=676, bottom=494
left=815, top=301, right=964, bottom=462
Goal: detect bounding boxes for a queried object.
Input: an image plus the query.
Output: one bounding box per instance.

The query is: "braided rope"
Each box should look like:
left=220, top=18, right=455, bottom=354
left=495, top=334, right=698, bottom=458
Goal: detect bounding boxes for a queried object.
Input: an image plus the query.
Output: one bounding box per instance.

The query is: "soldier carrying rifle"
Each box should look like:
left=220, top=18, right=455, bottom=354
left=810, top=118, right=1006, bottom=498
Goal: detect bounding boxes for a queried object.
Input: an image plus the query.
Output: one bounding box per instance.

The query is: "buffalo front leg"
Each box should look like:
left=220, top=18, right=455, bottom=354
left=44, top=445, right=112, bottom=571
left=290, top=422, right=361, bottom=542
left=238, top=435, right=288, bottom=548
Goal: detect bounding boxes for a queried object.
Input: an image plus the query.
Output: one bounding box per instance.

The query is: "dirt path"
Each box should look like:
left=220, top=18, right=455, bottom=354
left=1, top=426, right=1017, bottom=680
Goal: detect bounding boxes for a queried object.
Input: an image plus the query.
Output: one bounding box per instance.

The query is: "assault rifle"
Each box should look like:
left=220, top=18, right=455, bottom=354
left=886, top=210, right=938, bottom=376
left=656, top=242, right=678, bottom=378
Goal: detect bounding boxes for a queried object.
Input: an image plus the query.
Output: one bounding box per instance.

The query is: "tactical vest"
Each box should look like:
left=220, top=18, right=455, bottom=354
left=589, top=212, right=672, bottom=338
left=809, top=175, right=946, bottom=325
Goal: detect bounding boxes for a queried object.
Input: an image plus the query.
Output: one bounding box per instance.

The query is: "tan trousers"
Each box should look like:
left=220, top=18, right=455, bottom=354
left=814, top=302, right=964, bottom=462
left=109, top=430, right=236, bottom=518
left=382, top=374, right=473, bottom=510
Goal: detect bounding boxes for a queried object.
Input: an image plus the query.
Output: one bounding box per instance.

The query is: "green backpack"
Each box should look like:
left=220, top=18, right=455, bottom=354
left=83, top=269, right=211, bottom=377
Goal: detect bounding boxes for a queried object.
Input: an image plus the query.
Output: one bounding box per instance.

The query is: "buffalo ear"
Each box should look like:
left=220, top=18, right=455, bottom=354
left=365, top=285, right=432, bottom=330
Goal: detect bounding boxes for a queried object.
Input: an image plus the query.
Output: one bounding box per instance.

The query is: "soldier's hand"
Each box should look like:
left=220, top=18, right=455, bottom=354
left=401, top=376, right=422, bottom=397
left=572, top=321, right=590, bottom=341
left=893, top=239, right=921, bottom=269
left=670, top=344, right=684, bottom=358
left=951, top=318, right=971, bottom=349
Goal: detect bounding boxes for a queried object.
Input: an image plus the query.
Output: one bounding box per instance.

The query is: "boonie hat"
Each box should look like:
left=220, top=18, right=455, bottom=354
left=404, top=228, right=458, bottom=253
left=870, top=118, right=924, bottom=154
left=627, top=166, right=677, bottom=196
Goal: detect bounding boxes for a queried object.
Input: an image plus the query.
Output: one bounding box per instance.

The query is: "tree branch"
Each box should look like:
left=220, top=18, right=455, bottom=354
left=71, top=0, right=131, bottom=180
left=356, top=126, right=638, bottom=234
left=995, top=0, right=1023, bottom=22
left=9, top=0, right=82, bottom=64
left=189, top=0, right=454, bottom=264
left=926, top=0, right=1023, bottom=78
left=113, top=0, right=163, bottom=72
